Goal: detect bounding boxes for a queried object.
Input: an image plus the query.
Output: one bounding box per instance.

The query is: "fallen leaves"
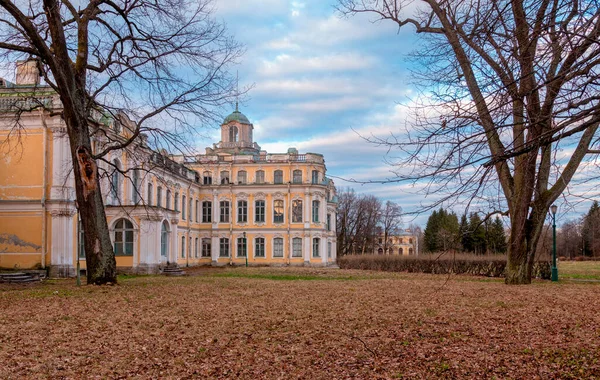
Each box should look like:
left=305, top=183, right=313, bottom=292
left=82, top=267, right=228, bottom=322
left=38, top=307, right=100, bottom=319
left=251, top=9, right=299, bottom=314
left=1, top=267, right=599, bottom=378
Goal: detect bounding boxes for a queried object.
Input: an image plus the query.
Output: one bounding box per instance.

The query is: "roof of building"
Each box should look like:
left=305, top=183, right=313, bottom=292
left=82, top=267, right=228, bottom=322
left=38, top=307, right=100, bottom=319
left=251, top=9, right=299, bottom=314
left=223, top=103, right=251, bottom=125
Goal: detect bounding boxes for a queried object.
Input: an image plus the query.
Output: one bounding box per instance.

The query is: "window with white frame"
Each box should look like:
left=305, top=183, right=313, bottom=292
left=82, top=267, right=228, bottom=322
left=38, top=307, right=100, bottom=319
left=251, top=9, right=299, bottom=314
left=189, top=236, right=192, bottom=258
left=312, top=170, right=319, bottom=184
left=237, top=200, right=247, bottom=223
left=237, top=170, right=247, bottom=184
left=195, top=237, right=199, bottom=258
left=220, top=200, right=230, bottom=222
left=113, top=219, right=134, bottom=256
left=174, top=192, right=179, bottom=211
left=292, top=200, right=302, bottom=223
left=220, top=171, right=230, bottom=184
left=203, top=171, right=212, bottom=185
left=202, top=201, right=212, bottom=223
left=255, top=237, right=265, bottom=257
left=273, top=237, right=284, bottom=257
left=189, top=198, right=192, bottom=222
left=157, top=186, right=162, bottom=208
left=292, top=237, right=302, bottom=257
left=78, top=219, right=85, bottom=259
left=312, top=237, right=320, bottom=258
left=181, top=236, right=185, bottom=258
left=274, top=170, right=283, bottom=184
left=293, top=169, right=302, bottom=184
left=312, top=200, right=320, bottom=222
left=202, top=238, right=211, bottom=257
left=237, top=237, right=247, bottom=257
left=255, top=200, right=265, bottom=222
left=195, top=200, right=199, bottom=222
left=147, top=182, right=153, bottom=206
left=328, top=241, right=332, bottom=258
left=327, top=214, right=331, bottom=231
left=132, top=169, right=140, bottom=204
left=166, top=189, right=171, bottom=209
left=182, top=195, right=186, bottom=219
left=161, top=221, right=169, bottom=257
left=111, top=159, right=122, bottom=204
left=255, top=170, right=265, bottom=184
left=219, top=238, right=229, bottom=257
left=274, top=199, right=284, bottom=223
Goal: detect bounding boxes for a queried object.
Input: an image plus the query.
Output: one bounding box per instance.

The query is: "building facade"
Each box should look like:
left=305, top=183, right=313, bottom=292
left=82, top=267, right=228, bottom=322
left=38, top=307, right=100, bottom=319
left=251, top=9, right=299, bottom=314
left=0, top=60, right=337, bottom=276
left=375, top=231, right=417, bottom=256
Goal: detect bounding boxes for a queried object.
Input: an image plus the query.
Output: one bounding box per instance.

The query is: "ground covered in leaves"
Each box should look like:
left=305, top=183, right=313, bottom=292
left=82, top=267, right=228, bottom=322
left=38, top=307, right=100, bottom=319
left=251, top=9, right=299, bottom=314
left=1, top=267, right=600, bottom=379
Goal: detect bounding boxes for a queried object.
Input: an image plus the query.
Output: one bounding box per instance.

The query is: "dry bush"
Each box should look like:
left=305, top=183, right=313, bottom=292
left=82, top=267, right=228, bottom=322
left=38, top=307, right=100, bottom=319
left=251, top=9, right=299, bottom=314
left=339, top=254, right=551, bottom=279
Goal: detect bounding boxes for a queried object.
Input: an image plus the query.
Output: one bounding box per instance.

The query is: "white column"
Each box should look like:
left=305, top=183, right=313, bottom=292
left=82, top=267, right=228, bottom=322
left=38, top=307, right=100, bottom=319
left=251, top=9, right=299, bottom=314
left=304, top=235, right=310, bottom=263
left=321, top=237, right=326, bottom=264
left=170, top=219, right=178, bottom=263
left=50, top=210, right=74, bottom=276
left=211, top=236, right=219, bottom=263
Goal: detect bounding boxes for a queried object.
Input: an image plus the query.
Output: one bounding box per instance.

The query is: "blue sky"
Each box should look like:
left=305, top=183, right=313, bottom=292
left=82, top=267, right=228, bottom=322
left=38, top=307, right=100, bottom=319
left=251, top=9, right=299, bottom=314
left=203, top=0, right=437, bottom=226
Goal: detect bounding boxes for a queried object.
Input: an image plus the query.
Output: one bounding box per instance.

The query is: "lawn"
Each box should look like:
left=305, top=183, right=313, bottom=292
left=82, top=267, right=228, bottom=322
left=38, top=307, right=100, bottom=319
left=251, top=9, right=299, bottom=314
left=1, top=267, right=600, bottom=379
left=559, top=260, right=600, bottom=281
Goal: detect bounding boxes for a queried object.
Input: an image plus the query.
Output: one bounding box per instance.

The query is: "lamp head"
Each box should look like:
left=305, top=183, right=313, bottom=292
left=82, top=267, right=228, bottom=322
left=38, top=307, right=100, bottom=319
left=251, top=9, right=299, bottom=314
left=551, top=205, right=558, bottom=215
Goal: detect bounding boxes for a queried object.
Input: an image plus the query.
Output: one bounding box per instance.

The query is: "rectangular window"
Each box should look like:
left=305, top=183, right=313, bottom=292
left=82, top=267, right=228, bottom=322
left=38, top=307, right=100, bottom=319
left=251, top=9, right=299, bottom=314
left=219, top=238, right=229, bottom=257
left=237, top=200, right=248, bottom=223
left=174, top=192, right=179, bottom=212
left=274, top=170, right=283, bottom=184
left=255, top=237, right=265, bottom=258
left=312, top=200, right=320, bottom=222
left=132, top=170, right=140, bottom=204
left=328, top=241, right=332, bottom=258
left=312, top=170, right=319, bottom=184
left=202, top=238, right=211, bottom=257
left=237, top=237, right=247, bottom=257
left=195, top=238, right=199, bottom=258
left=255, top=170, right=265, bottom=184
left=313, top=238, right=320, bottom=258
left=78, top=220, right=85, bottom=259
left=195, top=200, right=199, bottom=222
left=202, top=201, right=212, bottom=223
left=292, top=200, right=303, bottom=223
left=181, top=236, right=185, bottom=258
left=220, top=201, right=230, bottom=223
left=237, top=171, right=247, bottom=184
left=189, top=236, right=192, bottom=258
left=182, top=195, right=186, bottom=220
left=189, top=198, right=193, bottom=222
left=273, top=237, right=283, bottom=257
left=255, top=200, right=265, bottom=223
left=293, top=170, right=302, bottom=184
left=220, top=171, right=230, bottom=184
left=203, top=172, right=212, bottom=185
left=147, top=183, right=153, bottom=206
left=157, top=186, right=162, bottom=208
left=274, top=199, right=284, bottom=223
left=292, top=237, right=302, bottom=257
left=327, top=214, right=331, bottom=231
left=166, top=190, right=171, bottom=209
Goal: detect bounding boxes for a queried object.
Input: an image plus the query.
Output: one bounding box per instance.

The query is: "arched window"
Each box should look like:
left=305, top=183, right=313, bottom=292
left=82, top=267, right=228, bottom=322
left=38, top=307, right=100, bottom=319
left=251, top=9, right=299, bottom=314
left=255, top=170, right=265, bottom=184
left=293, top=170, right=302, bottom=184
left=114, top=219, right=134, bottom=256
left=161, top=221, right=169, bottom=257
left=378, top=248, right=383, bottom=254
left=111, top=159, right=122, bottom=204
left=229, top=126, right=238, bottom=142
left=220, top=171, right=230, bottom=184
left=274, top=170, right=283, bottom=184
left=237, top=170, right=247, bottom=184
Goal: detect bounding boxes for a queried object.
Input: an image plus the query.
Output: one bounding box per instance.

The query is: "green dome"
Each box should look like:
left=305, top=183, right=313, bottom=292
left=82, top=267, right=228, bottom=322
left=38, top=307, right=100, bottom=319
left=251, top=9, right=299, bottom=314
left=223, top=108, right=251, bottom=125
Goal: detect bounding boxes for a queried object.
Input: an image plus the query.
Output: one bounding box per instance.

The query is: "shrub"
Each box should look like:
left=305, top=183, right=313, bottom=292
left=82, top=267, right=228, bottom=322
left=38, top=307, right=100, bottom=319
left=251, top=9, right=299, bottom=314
left=339, top=254, right=551, bottom=280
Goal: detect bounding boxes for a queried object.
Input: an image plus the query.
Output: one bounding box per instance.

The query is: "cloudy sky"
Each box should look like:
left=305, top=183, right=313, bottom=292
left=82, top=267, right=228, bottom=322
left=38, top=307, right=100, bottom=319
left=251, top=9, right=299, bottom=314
left=203, top=0, right=435, bottom=225
left=197, top=0, right=595, bottom=227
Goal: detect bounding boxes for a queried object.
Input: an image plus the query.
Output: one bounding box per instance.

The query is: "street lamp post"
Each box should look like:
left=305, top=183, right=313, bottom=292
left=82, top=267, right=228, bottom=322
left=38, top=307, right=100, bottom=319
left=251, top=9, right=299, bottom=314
left=243, top=231, right=248, bottom=267
left=551, top=204, right=558, bottom=282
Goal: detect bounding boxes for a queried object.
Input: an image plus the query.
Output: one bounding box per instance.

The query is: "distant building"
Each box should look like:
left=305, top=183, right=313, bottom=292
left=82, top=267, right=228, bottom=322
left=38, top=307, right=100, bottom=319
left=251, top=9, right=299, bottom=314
left=375, top=230, right=417, bottom=255
left=0, top=60, right=338, bottom=276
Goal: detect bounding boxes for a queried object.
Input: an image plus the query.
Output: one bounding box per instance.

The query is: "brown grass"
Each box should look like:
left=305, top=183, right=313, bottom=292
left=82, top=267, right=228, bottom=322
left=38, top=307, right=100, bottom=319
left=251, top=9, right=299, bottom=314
left=1, top=267, right=599, bottom=379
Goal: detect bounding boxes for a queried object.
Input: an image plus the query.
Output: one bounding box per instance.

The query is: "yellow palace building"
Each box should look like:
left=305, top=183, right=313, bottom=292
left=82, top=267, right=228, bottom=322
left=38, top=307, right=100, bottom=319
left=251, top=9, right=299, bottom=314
left=0, top=60, right=338, bottom=277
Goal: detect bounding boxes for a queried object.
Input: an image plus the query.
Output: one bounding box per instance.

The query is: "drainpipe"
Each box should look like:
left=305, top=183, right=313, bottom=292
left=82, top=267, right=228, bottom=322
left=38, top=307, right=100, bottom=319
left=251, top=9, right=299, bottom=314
left=40, top=109, right=48, bottom=269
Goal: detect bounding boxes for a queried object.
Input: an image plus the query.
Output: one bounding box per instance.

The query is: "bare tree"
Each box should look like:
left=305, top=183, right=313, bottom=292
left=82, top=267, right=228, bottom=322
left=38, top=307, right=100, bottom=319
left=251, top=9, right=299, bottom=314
left=0, top=0, right=241, bottom=284
left=338, top=0, right=600, bottom=284
left=380, top=200, right=402, bottom=253
left=336, top=188, right=383, bottom=255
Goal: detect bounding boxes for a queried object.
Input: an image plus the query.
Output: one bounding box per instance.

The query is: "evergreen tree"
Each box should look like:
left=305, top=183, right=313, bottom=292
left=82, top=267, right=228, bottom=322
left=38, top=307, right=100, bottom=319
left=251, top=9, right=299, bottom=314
left=582, top=201, right=600, bottom=257
left=424, top=208, right=460, bottom=252
left=488, top=216, right=508, bottom=254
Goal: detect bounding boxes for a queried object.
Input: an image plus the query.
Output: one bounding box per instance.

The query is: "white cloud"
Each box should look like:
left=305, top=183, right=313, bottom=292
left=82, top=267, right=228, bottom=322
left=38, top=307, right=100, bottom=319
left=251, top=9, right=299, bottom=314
left=257, top=53, right=376, bottom=76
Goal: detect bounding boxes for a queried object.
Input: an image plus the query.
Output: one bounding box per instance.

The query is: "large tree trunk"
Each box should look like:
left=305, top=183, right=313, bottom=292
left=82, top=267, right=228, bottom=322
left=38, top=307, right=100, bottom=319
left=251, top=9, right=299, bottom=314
left=63, top=96, right=117, bottom=284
